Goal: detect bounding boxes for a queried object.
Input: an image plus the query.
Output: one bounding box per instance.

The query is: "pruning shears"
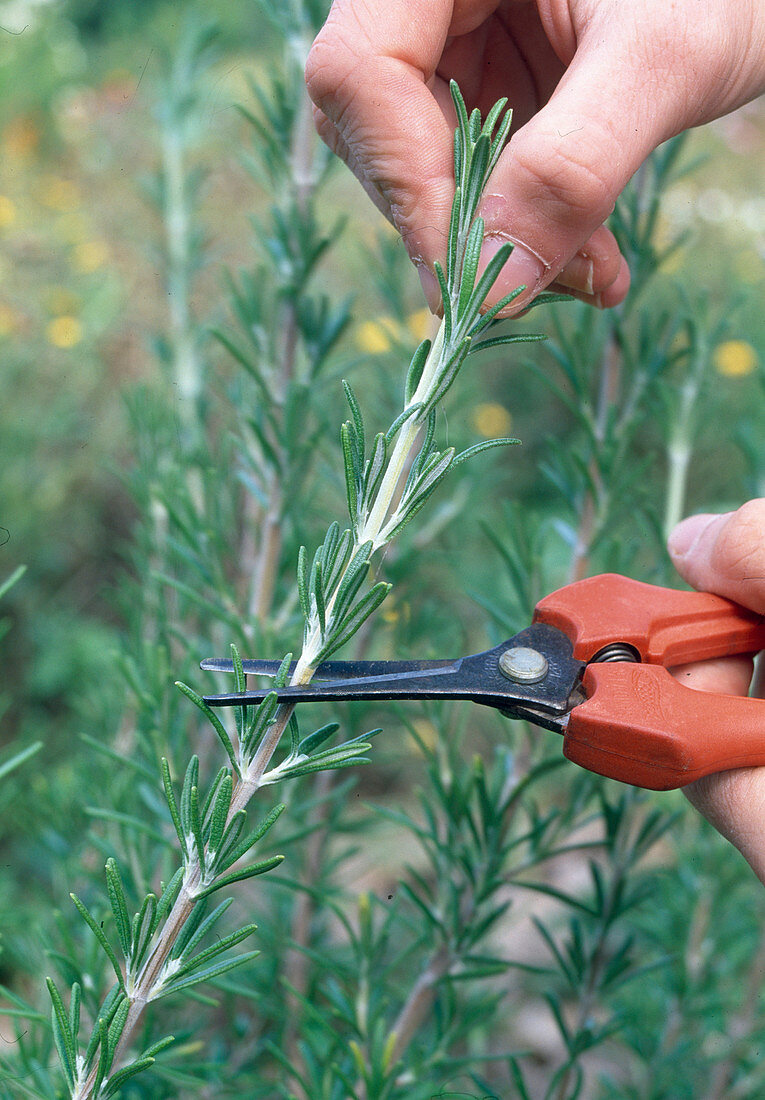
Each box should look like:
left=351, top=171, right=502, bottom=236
left=201, top=574, right=765, bottom=791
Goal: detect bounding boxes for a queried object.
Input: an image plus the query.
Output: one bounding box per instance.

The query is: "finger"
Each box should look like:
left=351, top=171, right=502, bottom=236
left=684, top=767, right=765, bottom=884
left=305, top=0, right=459, bottom=273
left=667, top=500, right=765, bottom=613
left=312, top=106, right=396, bottom=222
left=676, top=651, right=765, bottom=880
left=474, top=17, right=695, bottom=310
left=673, top=654, right=762, bottom=879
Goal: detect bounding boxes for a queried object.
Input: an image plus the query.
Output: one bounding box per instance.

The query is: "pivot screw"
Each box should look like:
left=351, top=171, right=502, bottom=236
left=499, top=646, right=549, bottom=684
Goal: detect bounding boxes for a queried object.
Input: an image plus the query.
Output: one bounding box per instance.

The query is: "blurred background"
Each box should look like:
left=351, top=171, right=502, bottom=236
left=1, top=0, right=764, bottom=1095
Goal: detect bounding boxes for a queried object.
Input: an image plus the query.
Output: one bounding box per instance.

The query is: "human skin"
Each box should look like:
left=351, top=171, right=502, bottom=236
left=305, top=0, right=765, bottom=313
left=669, top=501, right=765, bottom=884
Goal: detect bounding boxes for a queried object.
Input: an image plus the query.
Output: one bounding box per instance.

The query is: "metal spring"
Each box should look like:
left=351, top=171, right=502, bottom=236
left=591, top=643, right=641, bottom=664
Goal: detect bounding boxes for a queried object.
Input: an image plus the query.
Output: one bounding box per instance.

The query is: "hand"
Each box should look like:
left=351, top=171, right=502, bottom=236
left=668, top=500, right=765, bottom=883
left=306, top=1, right=765, bottom=313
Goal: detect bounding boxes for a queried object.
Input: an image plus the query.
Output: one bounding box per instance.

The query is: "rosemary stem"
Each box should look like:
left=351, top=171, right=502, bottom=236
left=359, top=321, right=446, bottom=546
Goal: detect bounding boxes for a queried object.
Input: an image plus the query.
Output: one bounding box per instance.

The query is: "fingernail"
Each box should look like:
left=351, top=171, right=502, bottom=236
left=478, top=237, right=545, bottom=312
left=417, top=264, right=441, bottom=315
left=556, top=253, right=595, bottom=297
left=667, top=513, right=723, bottom=561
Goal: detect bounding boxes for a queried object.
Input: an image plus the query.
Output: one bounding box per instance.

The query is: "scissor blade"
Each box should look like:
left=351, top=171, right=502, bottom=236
left=202, top=623, right=584, bottom=736
left=203, top=660, right=466, bottom=707
left=200, top=656, right=455, bottom=679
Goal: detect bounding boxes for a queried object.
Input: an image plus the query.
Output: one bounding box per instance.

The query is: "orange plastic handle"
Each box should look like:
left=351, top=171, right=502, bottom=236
left=534, top=575, right=765, bottom=790
left=534, top=573, right=765, bottom=665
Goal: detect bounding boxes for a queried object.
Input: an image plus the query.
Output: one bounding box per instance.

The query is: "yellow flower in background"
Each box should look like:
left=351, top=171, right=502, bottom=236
left=356, top=316, right=399, bottom=355
left=407, top=308, right=432, bottom=342
left=0, top=304, right=18, bottom=336
left=471, top=402, right=513, bottom=438
left=357, top=311, right=433, bottom=355
left=40, top=176, right=80, bottom=212
left=0, top=196, right=16, bottom=228
left=713, top=340, right=758, bottom=378
left=47, top=316, right=83, bottom=348
left=74, top=240, right=109, bottom=273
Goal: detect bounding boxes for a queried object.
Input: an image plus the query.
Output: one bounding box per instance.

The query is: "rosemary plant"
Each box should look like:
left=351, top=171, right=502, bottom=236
left=30, top=81, right=560, bottom=1099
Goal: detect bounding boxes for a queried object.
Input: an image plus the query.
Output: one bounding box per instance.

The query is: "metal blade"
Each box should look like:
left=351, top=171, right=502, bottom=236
left=202, top=623, right=583, bottom=734
left=200, top=656, right=454, bottom=680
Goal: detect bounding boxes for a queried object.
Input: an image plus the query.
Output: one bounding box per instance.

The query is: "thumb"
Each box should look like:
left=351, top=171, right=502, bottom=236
left=476, top=27, right=681, bottom=309
left=668, top=501, right=765, bottom=614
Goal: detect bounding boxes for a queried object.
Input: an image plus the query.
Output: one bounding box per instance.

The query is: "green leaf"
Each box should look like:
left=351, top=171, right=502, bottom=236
left=297, top=545, right=309, bottom=618
left=68, top=982, right=81, bottom=1053
left=156, top=950, right=262, bottom=997
left=520, top=291, right=571, bottom=312
left=175, top=683, right=241, bottom=777
left=457, top=217, right=485, bottom=316
left=131, top=894, right=158, bottom=972
left=212, top=810, right=247, bottom=873
left=161, top=757, right=186, bottom=854
left=313, top=558, right=326, bottom=636
left=171, top=924, right=258, bottom=982
left=341, top=421, right=360, bottom=528
left=269, top=753, right=371, bottom=782
left=462, top=238, right=513, bottom=321
left=46, top=978, right=76, bottom=1086
left=0, top=740, right=42, bottom=783
left=231, top=643, right=247, bottom=695
left=0, top=564, right=26, bottom=602
left=298, top=721, right=341, bottom=756
left=384, top=402, right=424, bottom=446
left=174, top=898, right=233, bottom=962
left=332, top=542, right=372, bottom=623
left=106, top=995, right=130, bottom=1066
left=450, top=80, right=470, bottom=155
left=322, top=527, right=353, bottom=596
left=83, top=985, right=124, bottom=1067
left=189, top=784, right=205, bottom=865
left=446, top=187, right=461, bottom=288
left=214, top=802, right=285, bottom=873
left=481, top=95, right=508, bottom=142
left=138, top=1034, right=176, bottom=1060
left=421, top=338, right=471, bottom=413
left=342, top=378, right=365, bottom=456
left=363, top=432, right=388, bottom=506
left=195, top=856, right=284, bottom=899
left=105, top=859, right=132, bottom=959
left=240, top=691, right=279, bottom=760
left=473, top=332, right=546, bottom=351
left=401, top=449, right=455, bottom=511
left=156, top=868, right=184, bottom=927
left=102, top=1058, right=158, bottom=1097
left=430, top=263, right=451, bottom=338
left=453, top=437, right=521, bottom=466
left=470, top=283, right=527, bottom=332
left=207, top=773, right=233, bottom=856
left=316, top=582, right=391, bottom=661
